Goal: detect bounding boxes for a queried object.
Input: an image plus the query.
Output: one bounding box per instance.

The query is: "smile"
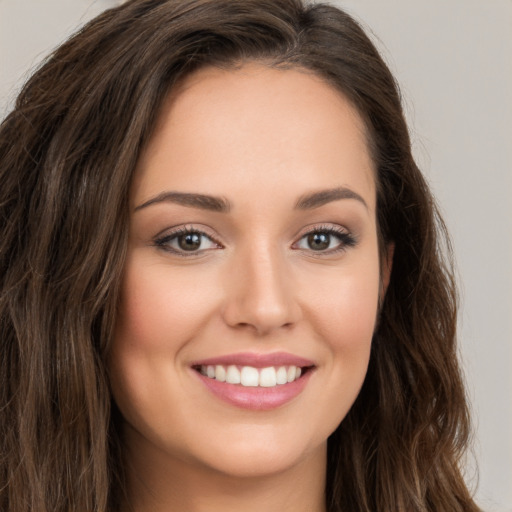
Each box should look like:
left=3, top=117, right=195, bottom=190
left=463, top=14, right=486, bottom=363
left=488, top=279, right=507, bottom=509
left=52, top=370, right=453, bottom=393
left=190, top=352, right=315, bottom=410
left=196, top=364, right=304, bottom=387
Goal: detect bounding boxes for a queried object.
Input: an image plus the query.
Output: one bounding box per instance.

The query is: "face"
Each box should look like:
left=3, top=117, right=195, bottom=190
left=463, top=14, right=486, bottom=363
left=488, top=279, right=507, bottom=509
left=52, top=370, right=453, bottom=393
left=110, top=63, right=387, bottom=480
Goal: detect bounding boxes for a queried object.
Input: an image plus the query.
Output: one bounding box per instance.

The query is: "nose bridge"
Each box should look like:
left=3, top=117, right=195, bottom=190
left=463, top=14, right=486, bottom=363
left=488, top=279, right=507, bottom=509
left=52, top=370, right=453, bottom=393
left=222, top=238, right=300, bottom=334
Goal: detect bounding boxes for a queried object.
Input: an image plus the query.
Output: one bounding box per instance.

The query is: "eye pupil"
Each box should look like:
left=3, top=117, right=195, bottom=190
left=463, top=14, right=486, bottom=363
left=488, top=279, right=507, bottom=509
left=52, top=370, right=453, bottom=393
left=308, top=232, right=330, bottom=250
left=178, top=233, right=201, bottom=251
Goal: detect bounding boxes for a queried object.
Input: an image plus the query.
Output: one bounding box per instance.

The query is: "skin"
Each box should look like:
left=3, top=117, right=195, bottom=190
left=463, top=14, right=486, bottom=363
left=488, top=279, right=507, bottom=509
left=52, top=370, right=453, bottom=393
left=109, top=62, right=390, bottom=512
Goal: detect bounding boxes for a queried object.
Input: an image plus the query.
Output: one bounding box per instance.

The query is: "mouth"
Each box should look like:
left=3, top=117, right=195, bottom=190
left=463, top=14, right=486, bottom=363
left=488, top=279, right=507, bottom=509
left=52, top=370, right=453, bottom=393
left=192, top=363, right=314, bottom=388
left=190, top=352, right=316, bottom=410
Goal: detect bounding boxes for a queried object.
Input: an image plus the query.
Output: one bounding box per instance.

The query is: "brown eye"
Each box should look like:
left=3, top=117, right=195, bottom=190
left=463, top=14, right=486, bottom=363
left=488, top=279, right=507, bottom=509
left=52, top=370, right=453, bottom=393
left=178, top=233, right=202, bottom=251
left=307, top=232, right=330, bottom=251
left=294, top=227, right=356, bottom=254
left=156, top=229, right=220, bottom=255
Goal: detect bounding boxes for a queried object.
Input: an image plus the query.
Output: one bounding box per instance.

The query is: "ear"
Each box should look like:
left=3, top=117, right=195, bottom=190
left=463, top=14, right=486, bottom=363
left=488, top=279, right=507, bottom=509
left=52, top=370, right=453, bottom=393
left=380, top=242, right=394, bottom=302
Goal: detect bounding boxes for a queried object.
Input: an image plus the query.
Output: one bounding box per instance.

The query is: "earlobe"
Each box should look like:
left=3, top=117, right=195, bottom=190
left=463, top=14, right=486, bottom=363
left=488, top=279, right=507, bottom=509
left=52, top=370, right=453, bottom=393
left=380, top=242, right=395, bottom=301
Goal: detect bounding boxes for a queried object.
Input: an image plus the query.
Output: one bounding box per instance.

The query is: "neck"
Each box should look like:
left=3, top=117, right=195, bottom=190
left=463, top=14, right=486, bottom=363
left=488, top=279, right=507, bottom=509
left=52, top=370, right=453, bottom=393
left=120, top=429, right=327, bottom=512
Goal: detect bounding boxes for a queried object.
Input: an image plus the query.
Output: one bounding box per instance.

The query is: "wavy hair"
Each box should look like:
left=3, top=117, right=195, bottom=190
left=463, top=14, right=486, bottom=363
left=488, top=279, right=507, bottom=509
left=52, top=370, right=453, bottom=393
left=0, top=0, right=480, bottom=510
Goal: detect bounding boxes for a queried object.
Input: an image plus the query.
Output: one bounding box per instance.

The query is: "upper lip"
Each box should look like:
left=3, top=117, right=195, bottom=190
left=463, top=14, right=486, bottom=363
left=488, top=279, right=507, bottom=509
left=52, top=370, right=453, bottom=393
left=190, top=351, right=315, bottom=368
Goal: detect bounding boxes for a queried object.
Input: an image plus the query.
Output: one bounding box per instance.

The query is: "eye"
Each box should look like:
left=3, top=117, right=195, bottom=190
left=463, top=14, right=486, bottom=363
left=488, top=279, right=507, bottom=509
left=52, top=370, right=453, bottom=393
left=155, top=228, right=221, bottom=255
left=294, top=227, right=356, bottom=253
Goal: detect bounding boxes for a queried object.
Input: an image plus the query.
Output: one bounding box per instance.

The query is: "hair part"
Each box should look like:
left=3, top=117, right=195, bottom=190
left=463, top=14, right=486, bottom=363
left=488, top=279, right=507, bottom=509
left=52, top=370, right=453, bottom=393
left=0, top=1, right=479, bottom=510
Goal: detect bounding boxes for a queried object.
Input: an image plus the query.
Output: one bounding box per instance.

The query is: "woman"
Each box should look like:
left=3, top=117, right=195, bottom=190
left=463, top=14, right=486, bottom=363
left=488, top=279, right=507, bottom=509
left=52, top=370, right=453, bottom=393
left=0, top=0, right=481, bottom=511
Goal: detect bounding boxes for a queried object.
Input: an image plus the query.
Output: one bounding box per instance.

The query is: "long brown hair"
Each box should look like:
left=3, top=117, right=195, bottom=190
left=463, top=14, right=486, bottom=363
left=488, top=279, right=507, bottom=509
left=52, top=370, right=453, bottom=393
left=0, top=1, right=480, bottom=510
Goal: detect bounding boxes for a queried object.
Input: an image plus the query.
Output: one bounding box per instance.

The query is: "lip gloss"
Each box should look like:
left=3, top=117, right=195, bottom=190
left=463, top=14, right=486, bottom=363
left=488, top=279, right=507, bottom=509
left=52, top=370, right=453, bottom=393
left=190, top=352, right=315, bottom=410
left=193, top=369, right=313, bottom=410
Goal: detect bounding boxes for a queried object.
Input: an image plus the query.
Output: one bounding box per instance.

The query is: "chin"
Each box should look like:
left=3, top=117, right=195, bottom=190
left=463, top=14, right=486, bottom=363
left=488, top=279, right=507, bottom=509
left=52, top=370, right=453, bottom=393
left=174, top=420, right=329, bottom=480
left=196, top=442, right=322, bottom=479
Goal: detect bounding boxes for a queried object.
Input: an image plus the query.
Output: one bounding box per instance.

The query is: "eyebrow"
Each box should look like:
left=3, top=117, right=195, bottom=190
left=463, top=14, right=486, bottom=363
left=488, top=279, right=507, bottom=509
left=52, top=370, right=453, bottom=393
left=134, top=191, right=231, bottom=213
left=295, top=186, right=368, bottom=210
left=134, top=186, right=367, bottom=213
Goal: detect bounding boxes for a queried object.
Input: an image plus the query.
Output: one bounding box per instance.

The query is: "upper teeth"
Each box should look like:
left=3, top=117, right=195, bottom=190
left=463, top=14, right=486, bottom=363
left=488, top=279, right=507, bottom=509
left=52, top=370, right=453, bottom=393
left=200, top=364, right=302, bottom=387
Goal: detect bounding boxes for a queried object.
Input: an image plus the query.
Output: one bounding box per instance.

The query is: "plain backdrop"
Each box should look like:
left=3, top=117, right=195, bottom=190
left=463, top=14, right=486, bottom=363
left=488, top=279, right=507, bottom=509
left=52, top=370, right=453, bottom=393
left=1, top=1, right=511, bottom=511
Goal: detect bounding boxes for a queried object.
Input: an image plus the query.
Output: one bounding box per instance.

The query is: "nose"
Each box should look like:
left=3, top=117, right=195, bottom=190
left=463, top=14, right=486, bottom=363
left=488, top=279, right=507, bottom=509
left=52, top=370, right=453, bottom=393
left=221, top=244, right=302, bottom=335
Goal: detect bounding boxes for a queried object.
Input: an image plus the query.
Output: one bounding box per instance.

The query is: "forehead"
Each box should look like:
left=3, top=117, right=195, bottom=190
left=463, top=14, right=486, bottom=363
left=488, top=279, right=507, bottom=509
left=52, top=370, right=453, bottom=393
left=134, top=63, right=376, bottom=210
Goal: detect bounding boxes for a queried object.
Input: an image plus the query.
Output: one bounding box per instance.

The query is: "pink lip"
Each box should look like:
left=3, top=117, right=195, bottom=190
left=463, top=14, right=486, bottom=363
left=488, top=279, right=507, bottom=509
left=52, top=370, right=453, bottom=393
left=193, top=369, right=314, bottom=411
left=190, top=351, right=314, bottom=368
left=190, top=352, right=315, bottom=411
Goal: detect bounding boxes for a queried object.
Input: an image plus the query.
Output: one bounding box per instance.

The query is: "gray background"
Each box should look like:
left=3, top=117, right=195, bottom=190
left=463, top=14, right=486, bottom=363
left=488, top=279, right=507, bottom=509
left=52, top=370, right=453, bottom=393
left=1, top=1, right=510, bottom=510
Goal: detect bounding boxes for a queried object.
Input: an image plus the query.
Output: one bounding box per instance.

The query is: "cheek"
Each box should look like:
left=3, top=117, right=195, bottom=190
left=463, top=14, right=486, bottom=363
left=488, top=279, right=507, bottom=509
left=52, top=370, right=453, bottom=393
left=299, top=257, right=380, bottom=432
left=108, top=255, right=219, bottom=425
left=307, top=257, right=381, bottom=349
left=114, top=255, right=219, bottom=352
left=321, top=277, right=378, bottom=379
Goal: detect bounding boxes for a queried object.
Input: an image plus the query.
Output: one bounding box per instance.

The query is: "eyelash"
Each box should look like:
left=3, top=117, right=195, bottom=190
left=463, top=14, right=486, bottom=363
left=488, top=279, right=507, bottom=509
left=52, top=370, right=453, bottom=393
left=153, top=224, right=357, bottom=257
left=154, top=226, right=222, bottom=256
left=293, top=225, right=357, bottom=255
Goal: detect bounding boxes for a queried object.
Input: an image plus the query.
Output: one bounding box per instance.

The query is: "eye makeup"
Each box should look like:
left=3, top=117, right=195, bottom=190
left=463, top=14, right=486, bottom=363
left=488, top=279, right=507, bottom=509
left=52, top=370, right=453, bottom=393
left=292, top=224, right=357, bottom=256
left=152, top=222, right=358, bottom=258
left=153, top=225, right=223, bottom=256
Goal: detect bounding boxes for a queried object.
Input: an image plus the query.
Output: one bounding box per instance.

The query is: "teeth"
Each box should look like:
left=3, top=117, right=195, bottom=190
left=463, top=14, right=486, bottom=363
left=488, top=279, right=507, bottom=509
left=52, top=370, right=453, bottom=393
left=215, top=365, right=226, bottom=382
left=226, top=365, right=241, bottom=384
left=199, top=364, right=305, bottom=387
left=240, top=366, right=259, bottom=387
left=259, top=367, right=277, bottom=387
left=276, top=366, right=287, bottom=385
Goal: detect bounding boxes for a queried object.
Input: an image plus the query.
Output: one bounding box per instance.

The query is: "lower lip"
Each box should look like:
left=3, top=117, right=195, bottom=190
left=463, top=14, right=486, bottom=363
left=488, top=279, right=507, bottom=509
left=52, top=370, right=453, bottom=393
left=193, top=370, right=313, bottom=410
